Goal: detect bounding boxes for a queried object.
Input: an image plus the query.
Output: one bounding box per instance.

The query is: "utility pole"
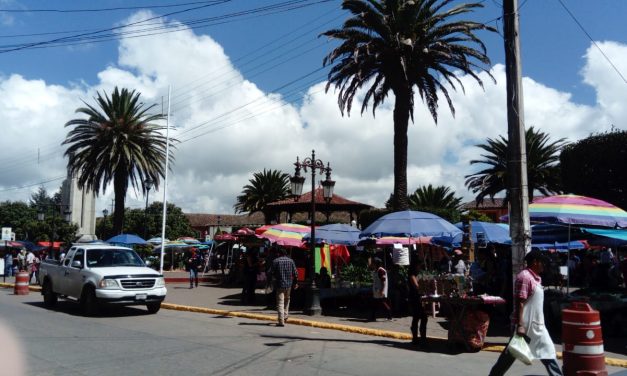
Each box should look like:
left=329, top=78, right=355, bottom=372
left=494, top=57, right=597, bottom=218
left=503, top=0, right=531, bottom=283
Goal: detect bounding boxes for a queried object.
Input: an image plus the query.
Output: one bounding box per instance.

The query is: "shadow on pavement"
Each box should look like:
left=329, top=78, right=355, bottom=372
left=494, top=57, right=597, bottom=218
left=259, top=333, right=467, bottom=355
left=23, top=300, right=154, bottom=318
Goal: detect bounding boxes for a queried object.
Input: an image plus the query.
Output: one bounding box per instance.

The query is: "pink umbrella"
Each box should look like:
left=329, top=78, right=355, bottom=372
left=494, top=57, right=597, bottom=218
left=256, top=223, right=309, bottom=248
left=235, top=227, right=255, bottom=236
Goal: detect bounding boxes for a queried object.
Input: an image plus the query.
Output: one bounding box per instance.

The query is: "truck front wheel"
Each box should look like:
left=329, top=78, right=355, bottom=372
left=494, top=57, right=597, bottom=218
left=81, top=287, right=99, bottom=316
left=146, top=302, right=161, bottom=314
left=42, top=281, right=57, bottom=308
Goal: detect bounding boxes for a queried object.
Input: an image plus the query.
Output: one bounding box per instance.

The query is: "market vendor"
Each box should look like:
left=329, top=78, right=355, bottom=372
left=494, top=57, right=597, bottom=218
left=489, top=250, right=562, bottom=376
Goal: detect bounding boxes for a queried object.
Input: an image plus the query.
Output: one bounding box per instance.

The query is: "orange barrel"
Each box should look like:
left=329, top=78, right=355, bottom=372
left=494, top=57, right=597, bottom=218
left=562, top=302, right=607, bottom=376
left=13, top=271, right=30, bottom=295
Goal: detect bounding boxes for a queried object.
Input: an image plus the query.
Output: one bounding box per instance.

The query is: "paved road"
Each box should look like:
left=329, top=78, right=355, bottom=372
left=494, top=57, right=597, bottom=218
left=1, top=290, right=624, bottom=376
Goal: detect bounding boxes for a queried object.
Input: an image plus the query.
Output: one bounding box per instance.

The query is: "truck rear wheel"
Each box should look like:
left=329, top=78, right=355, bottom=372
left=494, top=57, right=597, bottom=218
left=146, top=302, right=161, bottom=314
left=81, top=287, right=99, bottom=316
left=42, top=281, right=57, bottom=308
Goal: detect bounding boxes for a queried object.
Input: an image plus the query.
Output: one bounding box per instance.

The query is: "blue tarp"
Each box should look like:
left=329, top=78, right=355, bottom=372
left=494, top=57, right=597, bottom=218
left=583, top=228, right=627, bottom=246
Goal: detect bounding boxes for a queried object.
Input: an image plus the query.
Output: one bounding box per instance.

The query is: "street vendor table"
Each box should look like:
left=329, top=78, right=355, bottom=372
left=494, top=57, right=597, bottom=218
left=423, top=295, right=506, bottom=351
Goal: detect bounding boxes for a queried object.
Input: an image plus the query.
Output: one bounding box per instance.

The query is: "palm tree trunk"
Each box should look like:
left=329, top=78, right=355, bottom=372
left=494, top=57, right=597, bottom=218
left=392, top=88, right=411, bottom=211
left=113, top=169, right=128, bottom=235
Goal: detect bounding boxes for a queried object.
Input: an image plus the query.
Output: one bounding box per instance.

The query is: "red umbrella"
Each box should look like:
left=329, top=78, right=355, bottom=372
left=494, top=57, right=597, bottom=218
left=255, top=225, right=272, bottom=235
left=214, top=233, right=237, bottom=241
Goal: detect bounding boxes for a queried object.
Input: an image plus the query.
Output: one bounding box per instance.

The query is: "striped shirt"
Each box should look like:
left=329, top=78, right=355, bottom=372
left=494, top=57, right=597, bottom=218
left=512, top=268, right=541, bottom=325
left=270, top=255, right=298, bottom=289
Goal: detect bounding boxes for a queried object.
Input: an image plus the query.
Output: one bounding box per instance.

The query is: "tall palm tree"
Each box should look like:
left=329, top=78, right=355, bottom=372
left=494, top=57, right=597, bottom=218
left=234, top=169, right=291, bottom=224
left=408, top=184, right=462, bottom=210
left=63, top=87, right=172, bottom=235
left=465, top=126, right=567, bottom=204
left=322, top=0, right=494, bottom=211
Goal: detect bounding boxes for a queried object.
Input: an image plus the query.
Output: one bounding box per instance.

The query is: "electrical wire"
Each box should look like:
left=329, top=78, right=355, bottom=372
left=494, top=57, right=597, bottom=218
left=0, top=1, right=228, bottom=13
left=556, top=0, right=627, bottom=84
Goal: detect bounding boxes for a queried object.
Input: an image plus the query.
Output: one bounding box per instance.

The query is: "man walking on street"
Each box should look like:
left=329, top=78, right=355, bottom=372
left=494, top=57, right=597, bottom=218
left=269, top=248, right=297, bottom=327
left=489, top=250, right=562, bottom=376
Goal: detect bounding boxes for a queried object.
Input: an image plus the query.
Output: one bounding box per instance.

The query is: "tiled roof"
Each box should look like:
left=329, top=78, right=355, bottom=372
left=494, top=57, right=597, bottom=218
left=267, top=188, right=372, bottom=209
left=461, top=198, right=506, bottom=209
left=185, top=212, right=265, bottom=227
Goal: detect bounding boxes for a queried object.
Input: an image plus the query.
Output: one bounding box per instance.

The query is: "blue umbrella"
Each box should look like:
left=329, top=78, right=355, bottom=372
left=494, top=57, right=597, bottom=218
left=106, top=234, right=147, bottom=245
left=432, top=221, right=511, bottom=248
left=303, top=223, right=362, bottom=245
left=360, top=210, right=461, bottom=238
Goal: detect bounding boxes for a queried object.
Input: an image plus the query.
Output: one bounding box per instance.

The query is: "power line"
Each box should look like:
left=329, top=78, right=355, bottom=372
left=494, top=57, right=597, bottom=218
left=0, top=176, right=66, bottom=193
left=0, top=0, right=231, bottom=54
left=0, top=0, right=333, bottom=53
left=556, top=0, right=627, bottom=84
left=0, top=0, right=228, bottom=13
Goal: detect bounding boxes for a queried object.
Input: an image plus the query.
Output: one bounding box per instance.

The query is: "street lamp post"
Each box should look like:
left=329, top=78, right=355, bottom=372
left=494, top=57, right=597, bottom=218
left=290, top=149, right=335, bottom=316
left=38, top=205, right=72, bottom=260
left=144, top=178, right=154, bottom=239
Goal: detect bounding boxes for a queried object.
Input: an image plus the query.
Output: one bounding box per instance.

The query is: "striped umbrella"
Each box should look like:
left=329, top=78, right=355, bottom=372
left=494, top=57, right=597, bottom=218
left=256, top=223, right=309, bottom=248
left=530, top=194, right=627, bottom=228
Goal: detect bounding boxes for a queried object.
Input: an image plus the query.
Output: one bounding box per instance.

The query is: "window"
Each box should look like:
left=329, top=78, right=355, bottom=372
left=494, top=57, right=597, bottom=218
left=72, top=249, right=84, bottom=268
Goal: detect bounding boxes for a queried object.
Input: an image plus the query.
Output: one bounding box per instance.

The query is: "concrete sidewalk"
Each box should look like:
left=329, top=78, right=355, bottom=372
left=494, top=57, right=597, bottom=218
left=163, top=271, right=627, bottom=362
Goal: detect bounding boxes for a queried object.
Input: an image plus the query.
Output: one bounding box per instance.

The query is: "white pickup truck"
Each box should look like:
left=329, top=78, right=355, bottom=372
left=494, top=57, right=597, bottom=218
left=39, top=244, right=167, bottom=315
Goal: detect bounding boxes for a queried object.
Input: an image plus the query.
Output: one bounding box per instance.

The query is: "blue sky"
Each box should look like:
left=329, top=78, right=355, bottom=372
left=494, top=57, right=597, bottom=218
left=0, top=0, right=625, bottom=216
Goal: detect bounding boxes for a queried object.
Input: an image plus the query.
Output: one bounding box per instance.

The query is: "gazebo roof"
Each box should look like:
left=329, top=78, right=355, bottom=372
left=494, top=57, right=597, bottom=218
left=267, top=187, right=372, bottom=213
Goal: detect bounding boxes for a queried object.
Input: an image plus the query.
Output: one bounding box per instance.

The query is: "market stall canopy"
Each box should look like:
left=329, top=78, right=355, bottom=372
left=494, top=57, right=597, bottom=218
left=360, top=210, right=461, bottom=238
left=235, top=227, right=255, bottom=236
left=176, top=237, right=201, bottom=244
left=152, top=241, right=192, bottom=254
left=583, top=228, right=627, bottom=246
left=37, top=241, right=63, bottom=250
left=432, top=221, right=511, bottom=248
left=256, top=223, right=308, bottom=248
left=214, top=233, right=237, bottom=241
left=303, top=223, right=361, bottom=245
left=15, top=241, right=46, bottom=252
left=1, top=240, right=24, bottom=248
left=532, top=241, right=587, bottom=252
left=359, top=236, right=432, bottom=246
left=106, top=234, right=147, bottom=245
left=147, top=237, right=169, bottom=245
left=502, top=195, right=627, bottom=228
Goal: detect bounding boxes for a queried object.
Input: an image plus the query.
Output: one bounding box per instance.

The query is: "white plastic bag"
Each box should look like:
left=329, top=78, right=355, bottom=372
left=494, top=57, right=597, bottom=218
left=507, top=335, right=534, bottom=365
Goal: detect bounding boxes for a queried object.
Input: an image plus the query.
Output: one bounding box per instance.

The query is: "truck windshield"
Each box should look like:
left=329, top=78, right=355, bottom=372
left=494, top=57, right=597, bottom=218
left=85, top=249, right=145, bottom=268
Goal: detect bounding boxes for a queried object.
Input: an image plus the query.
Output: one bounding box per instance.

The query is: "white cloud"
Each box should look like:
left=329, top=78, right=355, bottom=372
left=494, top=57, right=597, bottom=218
left=0, top=13, right=625, bottom=219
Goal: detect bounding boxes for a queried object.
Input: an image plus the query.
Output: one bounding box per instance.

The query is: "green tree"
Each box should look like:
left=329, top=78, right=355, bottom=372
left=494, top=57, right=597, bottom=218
left=465, top=126, right=567, bottom=204
left=322, top=0, right=494, bottom=211
left=96, top=202, right=193, bottom=241
left=63, top=87, right=173, bottom=235
left=0, top=201, right=36, bottom=240
left=560, top=128, right=627, bottom=209
left=234, top=169, right=291, bottom=224
left=408, top=184, right=462, bottom=210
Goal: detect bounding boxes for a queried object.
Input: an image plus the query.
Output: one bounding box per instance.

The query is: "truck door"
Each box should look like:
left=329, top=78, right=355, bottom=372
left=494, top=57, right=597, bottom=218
left=55, top=249, right=76, bottom=295
left=64, top=248, right=86, bottom=299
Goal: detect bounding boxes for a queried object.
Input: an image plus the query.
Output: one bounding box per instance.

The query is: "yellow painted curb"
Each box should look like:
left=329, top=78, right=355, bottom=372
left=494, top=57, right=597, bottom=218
left=161, top=302, right=627, bottom=368
left=2, top=284, right=626, bottom=368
